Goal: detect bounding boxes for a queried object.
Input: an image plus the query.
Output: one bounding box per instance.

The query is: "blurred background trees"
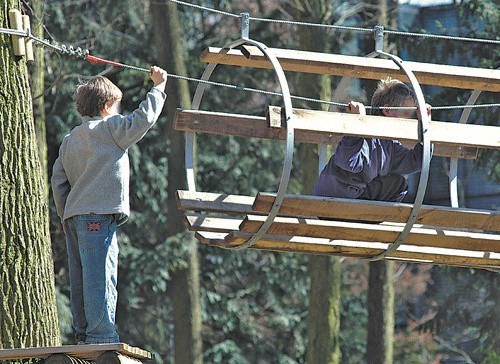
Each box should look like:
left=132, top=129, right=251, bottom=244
left=9, top=0, right=498, bottom=362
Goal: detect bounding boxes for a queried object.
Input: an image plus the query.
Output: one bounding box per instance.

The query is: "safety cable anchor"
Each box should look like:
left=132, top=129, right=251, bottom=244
left=374, top=25, right=385, bottom=52
left=240, top=12, right=250, bottom=39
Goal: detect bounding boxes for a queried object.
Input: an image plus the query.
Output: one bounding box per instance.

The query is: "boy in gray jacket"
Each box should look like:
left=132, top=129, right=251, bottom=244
left=51, top=66, right=167, bottom=344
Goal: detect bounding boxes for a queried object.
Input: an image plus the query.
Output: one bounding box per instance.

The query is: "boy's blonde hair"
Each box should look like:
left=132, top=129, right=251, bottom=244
left=75, top=76, right=122, bottom=117
left=370, top=77, right=416, bottom=116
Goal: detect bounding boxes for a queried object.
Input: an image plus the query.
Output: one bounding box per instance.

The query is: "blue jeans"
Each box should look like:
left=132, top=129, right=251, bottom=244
left=65, top=214, right=120, bottom=344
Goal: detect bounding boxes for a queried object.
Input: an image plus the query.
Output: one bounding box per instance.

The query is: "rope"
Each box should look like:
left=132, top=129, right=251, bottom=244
left=385, top=29, right=500, bottom=45
left=1, top=28, right=498, bottom=111
left=249, top=16, right=372, bottom=34
left=166, top=0, right=239, bottom=18
left=167, top=0, right=500, bottom=46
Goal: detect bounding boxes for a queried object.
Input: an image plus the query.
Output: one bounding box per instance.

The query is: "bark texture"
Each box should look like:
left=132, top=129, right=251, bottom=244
left=1, top=0, right=60, bottom=351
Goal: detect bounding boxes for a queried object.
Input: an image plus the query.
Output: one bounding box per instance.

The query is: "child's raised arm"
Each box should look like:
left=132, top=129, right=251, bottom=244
left=150, top=66, right=168, bottom=92
left=348, top=101, right=366, bottom=115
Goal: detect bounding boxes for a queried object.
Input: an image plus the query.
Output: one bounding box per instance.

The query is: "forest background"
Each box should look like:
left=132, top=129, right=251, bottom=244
left=1, top=0, right=499, bottom=363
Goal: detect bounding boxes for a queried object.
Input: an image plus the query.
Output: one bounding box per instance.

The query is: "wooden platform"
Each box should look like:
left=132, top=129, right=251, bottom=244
left=201, top=46, right=500, bottom=92
left=177, top=190, right=500, bottom=269
left=173, top=108, right=497, bottom=160
left=0, top=343, right=152, bottom=361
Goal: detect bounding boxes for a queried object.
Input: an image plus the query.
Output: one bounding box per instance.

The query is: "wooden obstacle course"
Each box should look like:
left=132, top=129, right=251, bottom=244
left=175, top=40, right=500, bottom=269
left=0, top=343, right=152, bottom=363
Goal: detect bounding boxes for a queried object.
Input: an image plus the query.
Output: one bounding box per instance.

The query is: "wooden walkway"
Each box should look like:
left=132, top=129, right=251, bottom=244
left=178, top=191, right=500, bottom=269
left=0, top=343, right=152, bottom=362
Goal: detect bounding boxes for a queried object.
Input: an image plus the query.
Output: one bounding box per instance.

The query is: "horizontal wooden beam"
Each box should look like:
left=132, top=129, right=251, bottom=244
left=185, top=212, right=500, bottom=253
left=201, top=46, right=500, bottom=92
left=185, top=214, right=243, bottom=232
left=174, top=109, right=336, bottom=143
left=179, top=190, right=500, bottom=232
left=268, top=106, right=499, bottom=150
left=173, top=109, right=480, bottom=159
left=177, top=190, right=256, bottom=214
left=240, top=215, right=500, bottom=253
left=195, top=231, right=500, bottom=268
left=253, top=193, right=500, bottom=232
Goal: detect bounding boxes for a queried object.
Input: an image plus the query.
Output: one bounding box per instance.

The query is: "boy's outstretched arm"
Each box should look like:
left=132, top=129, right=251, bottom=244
left=347, top=101, right=366, bottom=115
left=150, top=66, right=168, bottom=92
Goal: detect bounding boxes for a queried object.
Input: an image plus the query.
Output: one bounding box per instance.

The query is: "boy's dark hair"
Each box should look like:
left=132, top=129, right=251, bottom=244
left=75, top=76, right=122, bottom=117
left=370, top=77, right=417, bottom=116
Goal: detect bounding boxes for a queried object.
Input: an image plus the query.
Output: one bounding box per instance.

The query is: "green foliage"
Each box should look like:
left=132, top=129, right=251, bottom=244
left=425, top=267, right=499, bottom=362
left=393, top=331, right=440, bottom=363
left=41, top=0, right=499, bottom=362
left=338, top=260, right=369, bottom=362
left=395, top=0, right=499, bottom=182
left=55, top=285, right=73, bottom=342
left=480, top=347, right=500, bottom=364
left=115, top=231, right=193, bottom=361
left=200, top=247, right=309, bottom=362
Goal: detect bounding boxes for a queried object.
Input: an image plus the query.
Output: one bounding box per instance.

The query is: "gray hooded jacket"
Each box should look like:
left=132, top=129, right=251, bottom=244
left=51, top=87, right=166, bottom=224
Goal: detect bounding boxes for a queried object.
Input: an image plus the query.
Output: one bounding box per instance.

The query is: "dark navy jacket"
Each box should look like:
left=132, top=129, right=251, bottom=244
left=313, top=136, right=423, bottom=199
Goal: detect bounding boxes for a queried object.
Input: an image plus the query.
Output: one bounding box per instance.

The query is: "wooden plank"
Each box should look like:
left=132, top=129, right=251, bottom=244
left=173, top=109, right=340, bottom=144
left=268, top=106, right=500, bottom=150
left=201, top=46, right=500, bottom=92
left=224, top=232, right=500, bottom=267
left=180, top=189, right=500, bottom=231
left=188, top=212, right=500, bottom=253
left=0, top=344, right=152, bottom=361
left=196, top=231, right=229, bottom=245
left=174, top=109, right=479, bottom=159
left=253, top=193, right=500, bottom=232
left=185, top=213, right=243, bottom=232
left=240, top=215, right=500, bottom=253
left=176, top=190, right=256, bottom=214
left=195, top=231, right=500, bottom=268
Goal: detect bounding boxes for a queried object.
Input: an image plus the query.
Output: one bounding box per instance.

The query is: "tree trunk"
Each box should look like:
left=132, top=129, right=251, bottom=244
left=286, top=1, right=341, bottom=363
left=306, top=257, right=342, bottom=364
left=150, top=2, right=202, bottom=363
left=0, top=0, right=60, bottom=351
left=26, top=0, right=48, bottom=199
left=364, top=2, right=398, bottom=362
left=366, top=260, right=395, bottom=364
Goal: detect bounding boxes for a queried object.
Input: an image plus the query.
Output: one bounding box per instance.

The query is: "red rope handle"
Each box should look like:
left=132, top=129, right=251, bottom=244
left=86, top=55, right=125, bottom=68
left=85, top=54, right=150, bottom=73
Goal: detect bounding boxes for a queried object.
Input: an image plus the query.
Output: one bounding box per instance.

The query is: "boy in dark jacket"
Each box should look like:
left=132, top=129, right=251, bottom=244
left=313, top=77, right=431, bottom=202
